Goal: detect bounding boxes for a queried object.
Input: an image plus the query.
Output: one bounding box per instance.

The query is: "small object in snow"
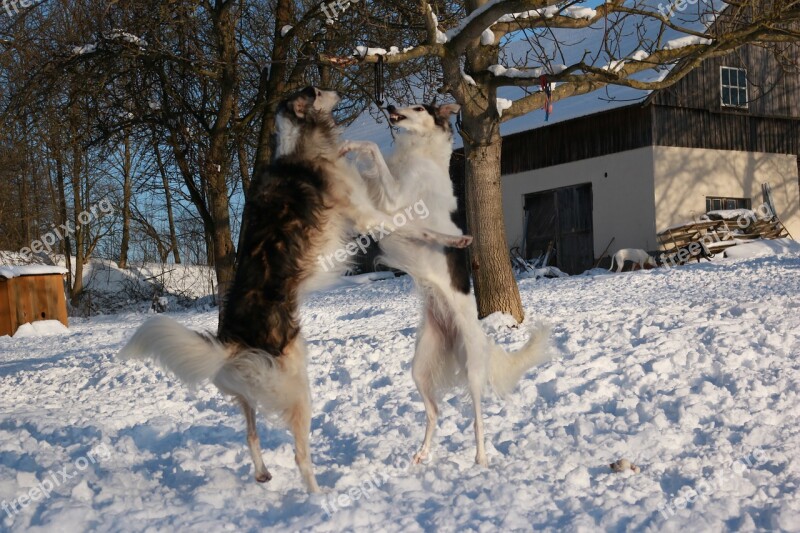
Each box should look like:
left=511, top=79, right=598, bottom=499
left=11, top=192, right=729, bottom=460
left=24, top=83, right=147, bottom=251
left=151, top=296, right=169, bottom=313
left=610, top=458, right=640, bottom=474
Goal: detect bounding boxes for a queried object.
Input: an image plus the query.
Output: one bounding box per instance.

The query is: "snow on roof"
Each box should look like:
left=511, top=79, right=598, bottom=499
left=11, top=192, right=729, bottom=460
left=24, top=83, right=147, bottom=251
left=0, top=265, right=68, bottom=279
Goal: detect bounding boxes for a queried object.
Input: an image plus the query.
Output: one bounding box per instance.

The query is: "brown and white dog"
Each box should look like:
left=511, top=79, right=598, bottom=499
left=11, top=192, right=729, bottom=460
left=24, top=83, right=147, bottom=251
left=343, top=102, right=552, bottom=467
left=118, top=88, right=471, bottom=492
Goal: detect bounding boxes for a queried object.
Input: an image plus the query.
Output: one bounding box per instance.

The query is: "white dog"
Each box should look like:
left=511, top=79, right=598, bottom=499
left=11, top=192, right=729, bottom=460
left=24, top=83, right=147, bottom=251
left=343, top=102, right=552, bottom=466
left=609, top=248, right=657, bottom=272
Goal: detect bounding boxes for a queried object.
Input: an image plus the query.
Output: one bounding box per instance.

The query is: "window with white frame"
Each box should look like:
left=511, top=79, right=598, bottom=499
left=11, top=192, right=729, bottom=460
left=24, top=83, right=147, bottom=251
left=721, top=67, right=748, bottom=108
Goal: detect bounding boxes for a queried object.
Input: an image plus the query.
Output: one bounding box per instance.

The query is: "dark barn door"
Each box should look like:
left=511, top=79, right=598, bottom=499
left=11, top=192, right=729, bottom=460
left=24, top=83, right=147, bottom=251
left=524, top=184, right=594, bottom=274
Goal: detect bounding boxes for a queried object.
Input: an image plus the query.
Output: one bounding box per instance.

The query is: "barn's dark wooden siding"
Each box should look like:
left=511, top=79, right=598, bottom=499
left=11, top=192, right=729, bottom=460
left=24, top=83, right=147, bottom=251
left=651, top=106, right=800, bottom=155
left=450, top=104, right=653, bottom=179
left=650, top=44, right=800, bottom=118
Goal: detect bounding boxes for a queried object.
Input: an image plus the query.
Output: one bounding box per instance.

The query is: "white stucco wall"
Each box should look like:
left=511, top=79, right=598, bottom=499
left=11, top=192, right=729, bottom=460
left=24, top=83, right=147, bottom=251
left=501, top=147, right=658, bottom=257
left=501, top=146, right=800, bottom=257
left=652, top=147, right=800, bottom=238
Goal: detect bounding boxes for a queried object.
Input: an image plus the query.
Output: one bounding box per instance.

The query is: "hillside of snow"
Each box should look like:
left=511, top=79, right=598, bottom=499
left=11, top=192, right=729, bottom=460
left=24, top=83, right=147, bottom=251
left=1, top=252, right=800, bottom=531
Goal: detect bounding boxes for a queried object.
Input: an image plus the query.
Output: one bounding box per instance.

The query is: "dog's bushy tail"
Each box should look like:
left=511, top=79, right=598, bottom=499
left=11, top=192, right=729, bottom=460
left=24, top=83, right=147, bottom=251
left=489, top=322, right=553, bottom=397
left=118, top=316, right=229, bottom=386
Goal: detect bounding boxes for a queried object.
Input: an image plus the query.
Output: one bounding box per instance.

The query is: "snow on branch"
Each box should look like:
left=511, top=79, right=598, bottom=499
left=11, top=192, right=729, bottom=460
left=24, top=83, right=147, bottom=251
left=447, top=0, right=621, bottom=51
left=499, top=41, right=728, bottom=121
left=71, top=29, right=148, bottom=56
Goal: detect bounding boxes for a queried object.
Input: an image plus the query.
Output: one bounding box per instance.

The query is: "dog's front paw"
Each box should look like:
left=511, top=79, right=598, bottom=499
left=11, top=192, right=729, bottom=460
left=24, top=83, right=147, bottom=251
left=339, top=141, right=358, bottom=157
left=448, top=235, right=473, bottom=249
left=339, top=140, right=378, bottom=157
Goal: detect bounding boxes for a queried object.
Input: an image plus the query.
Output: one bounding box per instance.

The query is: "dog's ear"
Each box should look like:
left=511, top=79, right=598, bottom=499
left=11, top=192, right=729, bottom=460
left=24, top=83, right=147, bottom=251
left=289, top=87, right=317, bottom=119
left=438, top=103, right=461, bottom=117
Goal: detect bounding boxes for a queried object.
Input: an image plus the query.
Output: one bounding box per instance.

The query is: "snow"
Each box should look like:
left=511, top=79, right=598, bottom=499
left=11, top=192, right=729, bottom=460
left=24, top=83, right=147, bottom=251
left=495, top=5, right=597, bottom=23
left=71, top=44, right=96, bottom=56
left=497, top=6, right=561, bottom=23
left=447, top=1, right=596, bottom=39
left=2, top=253, right=800, bottom=530
left=564, top=6, right=598, bottom=20
left=1, top=255, right=218, bottom=314
left=71, top=30, right=146, bottom=56
left=461, top=69, right=477, bottom=86
left=703, top=209, right=757, bottom=220
left=495, top=97, right=513, bottom=117
left=0, top=265, right=68, bottom=279
left=488, top=63, right=566, bottom=78
left=603, top=59, right=627, bottom=73
left=355, top=46, right=388, bottom=57
left=663, top=35, right=713, bottom=50
left=11, top=320, right=69, bottom=338
left=444, top=0, right=502, bottom=40
left=106, top=30, right=148, bottom=48
left=427, top=6, right=449, bottom=44
left=724, top=238, right=800, bottom=259
left=280, top=25, right=293, bottom=37
left=480, top=28, right=495, bottom=46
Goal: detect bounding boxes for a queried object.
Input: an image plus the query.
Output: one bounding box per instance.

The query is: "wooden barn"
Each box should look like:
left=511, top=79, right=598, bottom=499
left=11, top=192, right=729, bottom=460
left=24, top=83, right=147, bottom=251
left=452, top=41, right=800, bottom=274
left=0, top=266, right=69, bottom=337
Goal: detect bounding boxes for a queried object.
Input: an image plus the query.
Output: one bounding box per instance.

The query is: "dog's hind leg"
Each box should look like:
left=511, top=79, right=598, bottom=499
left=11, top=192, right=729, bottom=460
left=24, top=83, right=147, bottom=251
left=468, top=379, right=488, bottom=467
left=462, top=331, right=489, bottom=467
left=411, top=317, right=443, bottom=464
left=239, top=396, right=272, bottom=483
left=281, top=336, right=320, bottom=492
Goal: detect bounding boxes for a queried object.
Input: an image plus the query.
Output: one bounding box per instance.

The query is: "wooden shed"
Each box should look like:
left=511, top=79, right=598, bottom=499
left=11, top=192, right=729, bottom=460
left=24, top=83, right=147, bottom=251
left=0, top=266, right=69, bottom=337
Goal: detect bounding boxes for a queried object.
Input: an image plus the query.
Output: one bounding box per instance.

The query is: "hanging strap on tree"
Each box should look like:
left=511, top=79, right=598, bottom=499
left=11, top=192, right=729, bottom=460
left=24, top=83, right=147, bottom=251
left=375, top=55, right=385, bottom=106
left=540, top=75, right=553, bottom=121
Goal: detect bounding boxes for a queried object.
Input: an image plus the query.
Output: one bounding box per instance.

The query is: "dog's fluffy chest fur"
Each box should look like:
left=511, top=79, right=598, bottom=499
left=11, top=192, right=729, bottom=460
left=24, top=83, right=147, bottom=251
left=219, top=157, right=356, bottom=352
left=387, top=133, right=458, bottom=232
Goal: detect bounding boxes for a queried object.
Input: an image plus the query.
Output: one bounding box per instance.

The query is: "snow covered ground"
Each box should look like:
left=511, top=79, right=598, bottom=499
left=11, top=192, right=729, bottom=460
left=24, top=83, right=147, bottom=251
left=1, top=252, right=800, bottom=532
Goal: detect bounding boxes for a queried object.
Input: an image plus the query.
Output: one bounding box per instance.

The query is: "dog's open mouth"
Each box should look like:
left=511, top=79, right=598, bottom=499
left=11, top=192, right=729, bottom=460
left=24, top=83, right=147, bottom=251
left=389, top=112, right=406, bottom=124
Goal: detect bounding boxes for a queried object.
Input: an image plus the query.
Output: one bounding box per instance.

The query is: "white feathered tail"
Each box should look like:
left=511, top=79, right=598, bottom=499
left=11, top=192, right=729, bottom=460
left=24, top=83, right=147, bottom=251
left=488, top=322, right=552, bottom=396
left=118, top=316, right=229, bottom=386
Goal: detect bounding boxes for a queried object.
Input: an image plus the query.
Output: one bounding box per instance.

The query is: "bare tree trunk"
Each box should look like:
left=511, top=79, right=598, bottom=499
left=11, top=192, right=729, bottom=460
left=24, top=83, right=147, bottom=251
left=463, top=134, right=524, bottom=322
left=69, top=144, right=84, bottom=304
left=20, top=174, right=30, bottom=246
left=204, top=0, right=243, bottom=314
left=118, top=130, right=132, bottom=268
left=236, top=0, right=294, bottom=262
left=205, top=164, right=236, bottom=310
left=55, top=157, right=73, bottom=295
left=154, top=143, right=181, bottom=264
left=236, top=133, right=251, bottom=198
left=455, top=3, right=525, bottom=323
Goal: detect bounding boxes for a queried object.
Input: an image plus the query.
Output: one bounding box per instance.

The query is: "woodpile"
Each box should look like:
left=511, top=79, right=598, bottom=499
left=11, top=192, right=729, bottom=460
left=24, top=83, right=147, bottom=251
left=657, top=210, right=792, bottom=265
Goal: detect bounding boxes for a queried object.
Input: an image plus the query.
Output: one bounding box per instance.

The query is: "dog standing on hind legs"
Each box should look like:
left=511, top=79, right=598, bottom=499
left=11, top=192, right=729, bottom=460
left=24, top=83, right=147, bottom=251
left=119, top=87, right=472, bottom=492
left=343, top=102, right=553, bottom=467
